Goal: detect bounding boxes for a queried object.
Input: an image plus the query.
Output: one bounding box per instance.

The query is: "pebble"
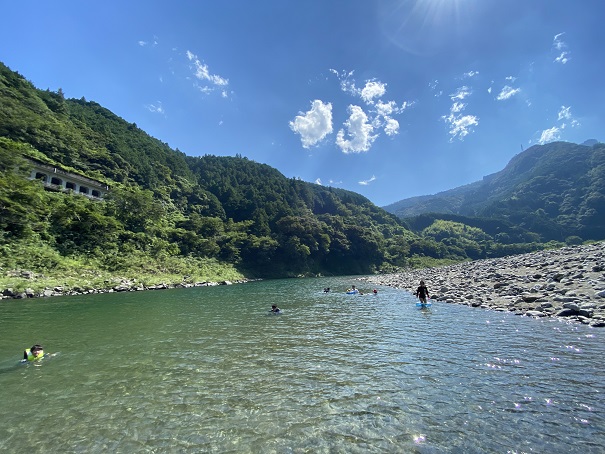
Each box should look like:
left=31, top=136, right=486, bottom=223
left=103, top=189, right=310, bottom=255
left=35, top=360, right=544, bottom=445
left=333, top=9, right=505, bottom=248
left=1, top=278, right=253, bottom=301
left=361, top=241, right=605, bottom=328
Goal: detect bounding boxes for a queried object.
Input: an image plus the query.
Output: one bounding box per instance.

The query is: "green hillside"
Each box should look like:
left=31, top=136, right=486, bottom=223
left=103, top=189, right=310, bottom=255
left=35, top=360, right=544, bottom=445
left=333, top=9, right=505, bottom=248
left=1, top=61, right=447, bottom=293
left=385, top=141, right=605, bottom=244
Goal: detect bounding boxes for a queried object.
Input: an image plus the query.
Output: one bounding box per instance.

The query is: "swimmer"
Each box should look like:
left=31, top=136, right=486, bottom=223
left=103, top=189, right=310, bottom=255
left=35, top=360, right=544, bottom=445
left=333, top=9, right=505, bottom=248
left=270, top=305, right=281, bottom=313
left=24, top=344, right=44, bottom=361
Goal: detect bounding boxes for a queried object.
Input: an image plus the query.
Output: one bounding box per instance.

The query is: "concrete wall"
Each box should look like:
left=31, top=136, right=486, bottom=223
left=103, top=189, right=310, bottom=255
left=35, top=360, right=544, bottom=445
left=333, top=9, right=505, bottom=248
left=28, top=161, right=109, bottom=200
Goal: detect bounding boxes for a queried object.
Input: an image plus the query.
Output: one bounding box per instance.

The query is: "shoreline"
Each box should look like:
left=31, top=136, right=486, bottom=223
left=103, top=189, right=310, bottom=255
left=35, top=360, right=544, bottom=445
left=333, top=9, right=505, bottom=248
left=361, top=241, right=605, bottom=328
left=1, top=278, right=254, bottom=300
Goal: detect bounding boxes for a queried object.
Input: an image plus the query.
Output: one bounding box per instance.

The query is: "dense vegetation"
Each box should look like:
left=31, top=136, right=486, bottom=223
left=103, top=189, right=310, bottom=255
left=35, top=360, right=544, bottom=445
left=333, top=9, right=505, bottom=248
left=2, top=61, right=601, bottom=294
left=385, top=141, right=605, bottom=248
left=2, top=61, right=456, bottom=293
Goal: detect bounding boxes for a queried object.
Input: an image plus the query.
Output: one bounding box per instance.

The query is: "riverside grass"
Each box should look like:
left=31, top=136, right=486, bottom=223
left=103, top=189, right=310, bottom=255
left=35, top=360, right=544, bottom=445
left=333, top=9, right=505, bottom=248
left=0, top=239, right=245, bottom=295
left=1, top=238, right=464, bottom=296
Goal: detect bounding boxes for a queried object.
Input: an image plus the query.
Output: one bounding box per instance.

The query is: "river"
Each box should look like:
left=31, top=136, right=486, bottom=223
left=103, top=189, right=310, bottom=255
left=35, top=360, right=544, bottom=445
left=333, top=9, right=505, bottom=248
left=1, top=276, right=603, bottom=453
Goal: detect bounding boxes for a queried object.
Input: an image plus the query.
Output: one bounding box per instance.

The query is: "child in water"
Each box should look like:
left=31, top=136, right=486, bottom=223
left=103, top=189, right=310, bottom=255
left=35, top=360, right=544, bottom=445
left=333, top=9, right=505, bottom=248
left=23, top=344, right=44, bottom=361
left=270, top=305, right=281, bottom=313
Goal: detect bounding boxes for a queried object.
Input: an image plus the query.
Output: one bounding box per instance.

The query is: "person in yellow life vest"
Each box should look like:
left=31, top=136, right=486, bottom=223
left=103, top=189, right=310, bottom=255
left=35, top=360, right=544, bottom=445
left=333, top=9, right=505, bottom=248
left=24, top=344, right=44, bottom=361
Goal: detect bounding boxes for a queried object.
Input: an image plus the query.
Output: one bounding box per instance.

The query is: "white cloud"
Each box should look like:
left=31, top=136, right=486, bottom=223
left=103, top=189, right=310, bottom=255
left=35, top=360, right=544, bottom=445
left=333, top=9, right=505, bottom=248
left=331, top=71, right=388, bottom=105
left=358, top=175, right=376, bottom=186
left=375, top=100, right=396, bottom=117
left=330, top=69, right=358, bottom=97
left=442, top=87, right=478, bottom=141
left=538, top=106, right=579, bottom=145
left=450, top=101, right=465, bottom=114
left=384, top=118, right=400, bottom=136
left=553, top=32, right=566, bottom=50
left=539, top=126, right=561, bottom=144
left=497, top=85, right=521, bottom=100
left=145, top=101, right=165, bottom=116
left=138, top=36, right=158, bottom=47
left=361, top=80, right=387, bottom=104
left=557, top=105, right=580, bottom=127
left=429, top=80, right=443, bottom=97
left=445, top=114, right=479, bottom=141
left=450, top=86, right=472, bottom=101
left=289, top=100, right=334, bottom=148
left=315, top=178, right=322, bottom=185
left=372, top=100, right=411, bottom=136
left=293, top=70, right=411, bottom=152
left=558, top=105, right=572, bottom=121
left=555, top=52, right=570, bottom=64
left=186, top=50, right=229, bottom=89
left=336, top=105, right=377, bottom=153
left=463, top=70, right=479, bottom=78
left=553, top=32, right=570, bottom=64
left=375, top=100, right=411, bottom=117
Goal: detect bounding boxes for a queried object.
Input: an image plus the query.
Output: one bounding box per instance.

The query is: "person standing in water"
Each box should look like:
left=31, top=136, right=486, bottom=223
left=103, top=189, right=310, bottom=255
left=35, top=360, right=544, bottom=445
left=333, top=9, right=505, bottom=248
left=415, top=281, right=430, bottom=305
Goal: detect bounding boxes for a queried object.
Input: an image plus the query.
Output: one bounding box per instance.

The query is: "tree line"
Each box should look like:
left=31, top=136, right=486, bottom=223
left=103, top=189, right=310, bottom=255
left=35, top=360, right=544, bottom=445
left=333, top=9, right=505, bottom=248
left=0, top=61, right=584, bottom=285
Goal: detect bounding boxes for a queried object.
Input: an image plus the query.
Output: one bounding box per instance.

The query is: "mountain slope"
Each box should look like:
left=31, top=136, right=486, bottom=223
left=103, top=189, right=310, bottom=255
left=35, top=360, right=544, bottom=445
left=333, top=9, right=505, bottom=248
left=1, top=60, right=437, bottom=280
left=384, top=141, right=605, bottom=241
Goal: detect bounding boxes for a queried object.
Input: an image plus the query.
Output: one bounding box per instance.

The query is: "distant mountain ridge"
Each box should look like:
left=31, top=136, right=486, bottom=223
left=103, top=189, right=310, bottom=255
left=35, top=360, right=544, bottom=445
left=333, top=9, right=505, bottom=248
left=384, top=140, right=605, bottom=242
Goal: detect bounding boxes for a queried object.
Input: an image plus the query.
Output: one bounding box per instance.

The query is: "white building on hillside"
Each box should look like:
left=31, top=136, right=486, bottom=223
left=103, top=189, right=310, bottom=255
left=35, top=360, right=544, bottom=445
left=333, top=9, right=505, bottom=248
left=28, top=159, right=109, bottom=200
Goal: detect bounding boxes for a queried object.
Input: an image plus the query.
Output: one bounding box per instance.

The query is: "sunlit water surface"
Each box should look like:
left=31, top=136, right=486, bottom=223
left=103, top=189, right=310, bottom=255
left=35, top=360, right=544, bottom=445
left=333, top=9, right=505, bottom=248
left=1, top=277, right=604, bottom=453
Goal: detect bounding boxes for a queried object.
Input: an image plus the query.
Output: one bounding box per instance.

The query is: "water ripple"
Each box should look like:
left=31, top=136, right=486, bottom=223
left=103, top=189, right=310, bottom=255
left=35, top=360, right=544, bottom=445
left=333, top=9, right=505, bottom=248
left=0, top=277, right=604, bottom=453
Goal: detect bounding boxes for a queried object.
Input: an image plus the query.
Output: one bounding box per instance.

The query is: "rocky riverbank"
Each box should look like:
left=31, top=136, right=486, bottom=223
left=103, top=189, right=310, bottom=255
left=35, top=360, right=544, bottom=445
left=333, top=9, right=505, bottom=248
left=1, top=277, right=252, bottom=300
left=361, top=242, right=605, bottom=328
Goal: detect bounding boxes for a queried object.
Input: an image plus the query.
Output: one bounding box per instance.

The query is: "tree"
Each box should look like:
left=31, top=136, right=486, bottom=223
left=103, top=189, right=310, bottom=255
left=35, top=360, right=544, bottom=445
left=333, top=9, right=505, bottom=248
left=105, top=187, right=165, bottom=233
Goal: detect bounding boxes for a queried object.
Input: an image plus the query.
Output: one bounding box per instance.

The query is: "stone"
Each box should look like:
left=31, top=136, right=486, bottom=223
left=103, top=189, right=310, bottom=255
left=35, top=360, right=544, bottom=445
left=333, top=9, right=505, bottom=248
left=525, top=310, right=547, bottom=317
left=556, top=308, right=578, bottom=317
left=578, top=308, right=594, bottom=318
left=562, top=302, right=580, bottom=312
left=522, top=294, right=542, bottom=303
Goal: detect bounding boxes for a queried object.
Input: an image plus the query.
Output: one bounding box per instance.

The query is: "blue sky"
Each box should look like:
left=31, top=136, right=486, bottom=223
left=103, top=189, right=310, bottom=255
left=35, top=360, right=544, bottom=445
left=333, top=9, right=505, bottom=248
left=2, top=0, right=604, bottom=206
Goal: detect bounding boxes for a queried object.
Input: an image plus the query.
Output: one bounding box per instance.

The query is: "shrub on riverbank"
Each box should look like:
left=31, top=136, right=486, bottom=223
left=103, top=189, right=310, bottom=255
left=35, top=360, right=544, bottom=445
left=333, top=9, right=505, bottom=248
left=0, top=238, right=244, bottom=296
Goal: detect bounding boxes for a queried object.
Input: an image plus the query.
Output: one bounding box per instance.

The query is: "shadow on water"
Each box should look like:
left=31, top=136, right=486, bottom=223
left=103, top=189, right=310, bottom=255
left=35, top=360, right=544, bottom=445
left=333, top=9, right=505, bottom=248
left=0, top=362, right=22, bottom=375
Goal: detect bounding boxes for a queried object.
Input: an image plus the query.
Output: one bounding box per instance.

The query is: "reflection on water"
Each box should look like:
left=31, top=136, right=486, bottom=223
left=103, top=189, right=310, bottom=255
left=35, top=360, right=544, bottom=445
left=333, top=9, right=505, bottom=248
left=1, top=277, right=604, bottom=453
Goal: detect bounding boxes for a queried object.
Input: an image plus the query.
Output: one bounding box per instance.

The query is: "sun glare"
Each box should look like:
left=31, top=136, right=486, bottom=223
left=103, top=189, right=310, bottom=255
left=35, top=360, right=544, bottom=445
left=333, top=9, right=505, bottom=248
left=378, top=0, right=476, bottom=56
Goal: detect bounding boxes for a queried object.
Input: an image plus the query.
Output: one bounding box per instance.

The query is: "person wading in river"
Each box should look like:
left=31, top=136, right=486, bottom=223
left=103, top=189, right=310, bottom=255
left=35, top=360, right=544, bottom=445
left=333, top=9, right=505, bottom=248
left=415, top=281, right=430, bottom=305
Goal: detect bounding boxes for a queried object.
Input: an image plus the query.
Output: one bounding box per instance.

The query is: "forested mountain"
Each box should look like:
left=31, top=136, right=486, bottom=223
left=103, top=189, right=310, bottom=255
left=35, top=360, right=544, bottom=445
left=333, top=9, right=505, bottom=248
left=1, top=61, right=433, bottom=286
left=4, top=58, right=600, bottom=292
left=385, top=141, right=605, bottom=243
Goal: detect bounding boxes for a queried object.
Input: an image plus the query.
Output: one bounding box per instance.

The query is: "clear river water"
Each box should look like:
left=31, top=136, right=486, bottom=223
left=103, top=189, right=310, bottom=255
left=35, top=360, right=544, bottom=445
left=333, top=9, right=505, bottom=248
left=1, top=276, right=604, bottom=453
